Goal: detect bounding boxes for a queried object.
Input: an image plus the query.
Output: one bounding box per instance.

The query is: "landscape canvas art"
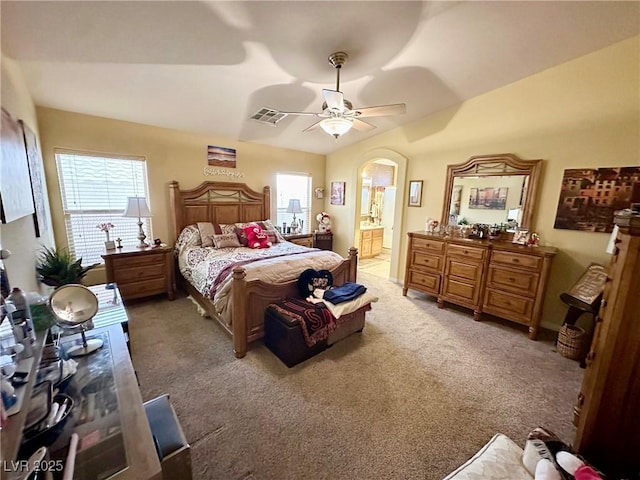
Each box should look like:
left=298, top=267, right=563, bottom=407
left=207, top=145, right=237, bottom=168
left=553, top=167, right=640, bottom=233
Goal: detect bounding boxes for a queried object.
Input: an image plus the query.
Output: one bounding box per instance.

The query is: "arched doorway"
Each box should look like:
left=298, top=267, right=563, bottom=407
left=354, top=149, right=408, bottom=282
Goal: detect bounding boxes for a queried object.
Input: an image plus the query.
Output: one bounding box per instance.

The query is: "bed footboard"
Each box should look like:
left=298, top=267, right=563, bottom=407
left=231, top=247, right=358, bottom=358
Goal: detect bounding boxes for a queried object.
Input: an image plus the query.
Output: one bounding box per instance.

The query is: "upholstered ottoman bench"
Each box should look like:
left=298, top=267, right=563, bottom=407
left=264, top=298, right=370, bottom=367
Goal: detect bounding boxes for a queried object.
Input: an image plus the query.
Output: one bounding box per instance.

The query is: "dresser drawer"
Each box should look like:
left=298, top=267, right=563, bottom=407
left=362, top=230, right=373, bottom=240
left=446, top=244, right=486, bottom=261
left=118, top=278, right=168, bottom=300
left=486, top=265, right=539, bottom=297
left=446, top=258, right=483, bottom=282
left=290, top=237, right=313, bottom=247
left=412, top=237, right=445, bottom=254
left=483, top=288, right=534, bottom=324
left=407, top=270, right=440, bottom=294
left=111, top=253, right=163, bottom=270
left=114, top=263, right=166, bottom=283
left=411, top=251, right=442, bottom=272
left=442, top=277, right=479, bottom=304
left=491, top=250, right=542, bottom=271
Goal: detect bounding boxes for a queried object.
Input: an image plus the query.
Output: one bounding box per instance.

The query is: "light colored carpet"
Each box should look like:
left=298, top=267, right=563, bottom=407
left=129, top=272, right=582, bottom=480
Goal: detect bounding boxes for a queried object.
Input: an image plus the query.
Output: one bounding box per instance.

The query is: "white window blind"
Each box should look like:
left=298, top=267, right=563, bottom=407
left=55, top=151, right=151, bottom=265
left=276, top=173, right=312, bottom=234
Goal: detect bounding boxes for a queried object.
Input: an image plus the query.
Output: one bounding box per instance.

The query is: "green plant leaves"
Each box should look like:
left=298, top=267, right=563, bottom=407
left=36, top=246, right=99, bottom=287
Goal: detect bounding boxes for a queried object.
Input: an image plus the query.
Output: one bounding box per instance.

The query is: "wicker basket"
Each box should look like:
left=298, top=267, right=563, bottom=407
left=557, top=324, right=590, bottom=360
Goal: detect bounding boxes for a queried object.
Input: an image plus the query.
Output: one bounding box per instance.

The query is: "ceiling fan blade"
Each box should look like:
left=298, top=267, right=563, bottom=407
left=302, top=120, right=323, bottom=132
left=278, top=111, right=323, bottom=117
left=354, top=103, right=406, bottom=118
left=352, top=118, right=377, bottom=132
left=323, top=89, right=344, bottom=112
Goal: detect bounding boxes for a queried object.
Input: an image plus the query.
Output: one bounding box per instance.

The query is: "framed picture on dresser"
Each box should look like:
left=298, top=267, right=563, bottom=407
left=512, top=229, right=530, bottom=245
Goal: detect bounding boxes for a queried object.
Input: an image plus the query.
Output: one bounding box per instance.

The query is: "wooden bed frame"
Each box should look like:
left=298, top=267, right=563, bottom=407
left=169, top=181, right=358, bottom=358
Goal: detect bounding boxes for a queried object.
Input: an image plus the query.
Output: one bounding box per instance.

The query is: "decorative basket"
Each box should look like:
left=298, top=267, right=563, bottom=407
left=557, top=324, right=590, bottom=361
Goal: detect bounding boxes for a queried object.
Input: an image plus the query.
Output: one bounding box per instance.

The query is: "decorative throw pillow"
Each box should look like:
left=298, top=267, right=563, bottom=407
left=175, top=225, right=202, bottom=255
left=261, top=219, right=285, bottom=242
left=235, top=225, right=252, bottom=247
left=212, top=233, right=242, bottom=249
left=197, top=222, right=221, bottom=247
left=263, top=229, right=279, bottom=245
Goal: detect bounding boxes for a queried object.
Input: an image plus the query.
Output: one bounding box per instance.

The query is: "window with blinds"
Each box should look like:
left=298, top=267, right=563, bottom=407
left=275, top=173, right=312, bottom=233
left=55, top=151, right=151, bottom=265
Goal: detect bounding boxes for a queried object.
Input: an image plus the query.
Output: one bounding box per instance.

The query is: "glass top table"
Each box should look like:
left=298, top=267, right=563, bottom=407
left=87, top=284, right=129, bottom=335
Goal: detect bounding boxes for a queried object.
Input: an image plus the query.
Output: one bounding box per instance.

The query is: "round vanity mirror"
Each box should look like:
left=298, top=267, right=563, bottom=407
left=49, top=284, right=102, bottom=356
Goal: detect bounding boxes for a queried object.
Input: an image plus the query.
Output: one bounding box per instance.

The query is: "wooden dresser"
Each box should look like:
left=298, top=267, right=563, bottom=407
left=573, top=222, right=640, bottom=477
left=403, top=232, right=556, bottom=339
left=102, top=246, right=175, bottom=301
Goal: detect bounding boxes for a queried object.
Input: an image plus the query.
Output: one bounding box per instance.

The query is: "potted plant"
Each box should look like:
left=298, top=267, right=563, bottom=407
left=36, top=246, right=99, bottom=288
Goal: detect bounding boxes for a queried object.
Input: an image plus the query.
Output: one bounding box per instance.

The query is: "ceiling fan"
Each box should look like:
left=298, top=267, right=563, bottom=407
left=276, top=51, right=406, bottom=140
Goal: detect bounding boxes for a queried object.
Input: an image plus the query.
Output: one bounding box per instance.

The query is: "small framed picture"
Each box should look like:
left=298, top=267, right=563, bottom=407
left=512, top=229, right=530, bottom=245
left=330, top=181, right=345, bottom=206
left=105, top=240, right=116, bottom=251
left=408, top=180, right=423, bottom=207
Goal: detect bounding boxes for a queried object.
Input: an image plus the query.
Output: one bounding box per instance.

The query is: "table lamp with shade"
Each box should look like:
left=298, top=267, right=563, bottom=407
left=123, top=197, right=151, bottom=248
left=287, top=199, right=303, bottom=234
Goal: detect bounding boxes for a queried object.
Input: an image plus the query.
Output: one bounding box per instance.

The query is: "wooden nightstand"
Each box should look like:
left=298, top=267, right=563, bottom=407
left=283, top=233, right=313, bottom=247
left=102, top=246, right=175, bottom=301
left=313, top=232, right=333, bottom=251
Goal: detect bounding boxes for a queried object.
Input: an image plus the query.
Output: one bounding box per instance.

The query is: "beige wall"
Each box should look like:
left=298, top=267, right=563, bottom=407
left=36, top=108, right=326, bottom=284
left=327, top=36, right=640, bottom=329
left=0, top=55, right=54, bottom=294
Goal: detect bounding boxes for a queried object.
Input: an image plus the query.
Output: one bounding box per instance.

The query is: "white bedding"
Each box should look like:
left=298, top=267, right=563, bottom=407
left=176, top=225, right=345, bottom=325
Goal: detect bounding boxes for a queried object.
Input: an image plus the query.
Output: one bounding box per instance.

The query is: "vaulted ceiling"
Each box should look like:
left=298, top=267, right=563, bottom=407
left=2, top=1, right=639, bottom=155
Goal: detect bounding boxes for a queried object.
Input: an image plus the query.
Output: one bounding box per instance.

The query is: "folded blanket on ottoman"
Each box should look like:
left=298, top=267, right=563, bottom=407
left=269, top=297, right=339, bottom=347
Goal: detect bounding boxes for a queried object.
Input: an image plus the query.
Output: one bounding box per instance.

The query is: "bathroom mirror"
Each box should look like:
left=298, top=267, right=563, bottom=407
left=361, top=177, right=372, bottom=216
left=441, top=154, right=542, bottom=231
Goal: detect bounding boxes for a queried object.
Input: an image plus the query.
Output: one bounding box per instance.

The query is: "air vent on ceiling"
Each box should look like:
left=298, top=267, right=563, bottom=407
left=251, top=107, right=288, bottom=126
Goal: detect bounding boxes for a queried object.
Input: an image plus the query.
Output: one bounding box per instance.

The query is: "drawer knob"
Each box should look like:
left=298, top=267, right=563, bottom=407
left=463, top=250, right=468, bottom=254
left=509, top=277, right=516, bottom=282
left=512, top=258, right=520, bottom=263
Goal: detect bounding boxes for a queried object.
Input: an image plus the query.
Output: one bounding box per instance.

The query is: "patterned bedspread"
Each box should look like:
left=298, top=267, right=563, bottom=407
left=177, top=234, right=345, bottom=325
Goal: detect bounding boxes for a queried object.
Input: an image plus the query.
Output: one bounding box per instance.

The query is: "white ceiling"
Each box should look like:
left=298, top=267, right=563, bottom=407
left=2, top=1, right=639, bottom=155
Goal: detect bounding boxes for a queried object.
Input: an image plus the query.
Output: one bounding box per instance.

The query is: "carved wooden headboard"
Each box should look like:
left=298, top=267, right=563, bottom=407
left=169, top=181, right=271, bottom=241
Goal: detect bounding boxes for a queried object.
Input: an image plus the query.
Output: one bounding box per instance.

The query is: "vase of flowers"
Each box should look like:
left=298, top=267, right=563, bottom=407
left=97, top=222, right=115, bottom=250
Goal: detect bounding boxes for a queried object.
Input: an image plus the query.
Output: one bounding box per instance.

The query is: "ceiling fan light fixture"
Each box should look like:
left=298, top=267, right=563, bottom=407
left=320, top=117, right=353, bottom=139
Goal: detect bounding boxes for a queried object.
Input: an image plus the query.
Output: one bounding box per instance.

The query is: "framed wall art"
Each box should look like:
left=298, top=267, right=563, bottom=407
left=330, top=181, right=345, bottom=206
left=207, top=145, right=236, bottom=168
left=20, top=120, right=48, bottom=237
left=1, top=108, right=34, bottom=224
left=408, top=180, right=423, bottom=207
left=553, top=166, right=640, bottom=233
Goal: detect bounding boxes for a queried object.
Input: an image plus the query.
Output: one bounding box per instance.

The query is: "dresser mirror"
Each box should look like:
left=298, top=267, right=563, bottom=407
left=441, top=154, right=542, bottom=232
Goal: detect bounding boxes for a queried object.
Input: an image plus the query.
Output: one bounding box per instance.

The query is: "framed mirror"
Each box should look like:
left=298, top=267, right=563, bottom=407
left=441, top=154, right=542, bottom=232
